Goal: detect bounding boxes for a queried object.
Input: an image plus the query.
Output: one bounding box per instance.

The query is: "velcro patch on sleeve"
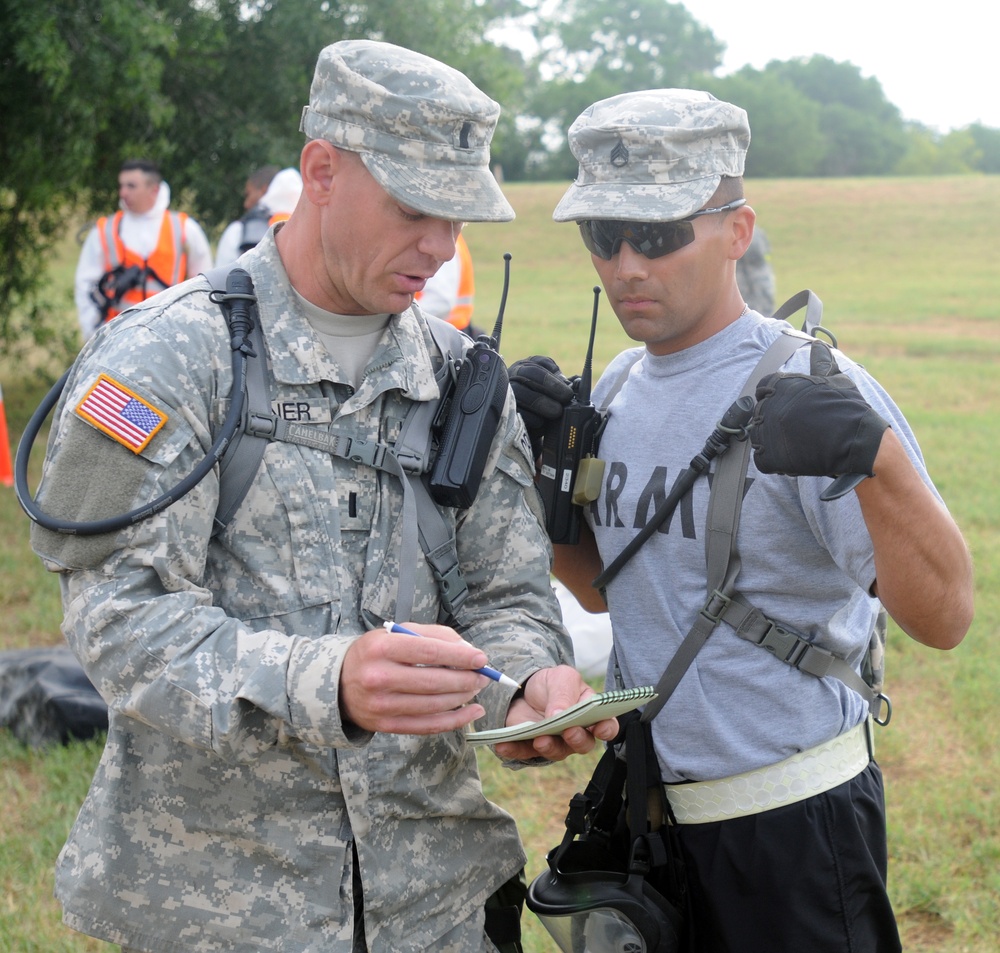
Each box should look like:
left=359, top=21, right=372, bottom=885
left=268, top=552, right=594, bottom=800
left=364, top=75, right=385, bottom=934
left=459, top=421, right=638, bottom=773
left=75, top=373, right=168, bottom=454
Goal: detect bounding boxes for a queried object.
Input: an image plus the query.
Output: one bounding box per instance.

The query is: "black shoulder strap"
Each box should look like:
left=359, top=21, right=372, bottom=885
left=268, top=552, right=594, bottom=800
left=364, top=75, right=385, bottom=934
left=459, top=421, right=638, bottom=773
left=204, top=265, right=272, bottom=536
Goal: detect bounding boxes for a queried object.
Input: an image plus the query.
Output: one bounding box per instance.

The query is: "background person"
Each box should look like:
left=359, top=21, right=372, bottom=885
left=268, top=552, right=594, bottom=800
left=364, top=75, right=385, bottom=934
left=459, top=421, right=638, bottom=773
left=73, top=158, right=213, bottom=340
left=415, top=230, right=483, bottom=336
left=735, top=223, right=776, bottom=315
left=512, top=88, right=973, bottom=952
left=215, top=166, right=303, bottom=266
left=241, top=163, right=280, bottom=212
left=32, top=40, right=615, bottom=953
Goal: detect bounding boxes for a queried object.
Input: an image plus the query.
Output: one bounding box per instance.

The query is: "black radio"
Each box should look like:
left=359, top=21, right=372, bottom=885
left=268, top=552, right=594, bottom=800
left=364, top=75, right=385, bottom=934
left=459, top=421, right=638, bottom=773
left=538, top=287, right=605, bottom=544
left=429, top=253, right=513, bottom=509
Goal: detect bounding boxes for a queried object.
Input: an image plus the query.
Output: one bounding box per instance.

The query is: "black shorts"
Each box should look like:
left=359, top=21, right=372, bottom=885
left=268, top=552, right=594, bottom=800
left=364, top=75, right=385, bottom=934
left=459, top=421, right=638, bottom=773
left=675, top=762, right=902, bottom=953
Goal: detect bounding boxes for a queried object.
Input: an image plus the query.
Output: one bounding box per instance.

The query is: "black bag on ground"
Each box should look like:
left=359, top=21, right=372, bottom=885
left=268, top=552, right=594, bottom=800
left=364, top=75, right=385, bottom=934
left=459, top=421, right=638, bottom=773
left=526, top=710, right=689, bottom=952
left=0, top=647, right=108, bottom=747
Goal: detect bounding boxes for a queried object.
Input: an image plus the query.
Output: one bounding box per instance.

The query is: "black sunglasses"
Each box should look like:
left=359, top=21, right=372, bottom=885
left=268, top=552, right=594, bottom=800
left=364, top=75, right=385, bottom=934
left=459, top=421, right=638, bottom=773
left=578, top=199, right=747, bottom=260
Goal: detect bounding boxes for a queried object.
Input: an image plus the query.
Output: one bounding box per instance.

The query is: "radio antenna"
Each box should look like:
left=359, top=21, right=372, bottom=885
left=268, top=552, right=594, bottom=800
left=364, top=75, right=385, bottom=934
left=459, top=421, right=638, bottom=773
left=577, top=286, right=600, bottom=404
left=487, top=252, right=512, bottom=348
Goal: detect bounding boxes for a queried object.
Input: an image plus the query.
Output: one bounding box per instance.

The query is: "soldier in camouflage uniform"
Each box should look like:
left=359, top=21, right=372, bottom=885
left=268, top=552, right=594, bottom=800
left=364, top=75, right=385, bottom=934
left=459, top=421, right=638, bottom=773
left=735, top=224, right=776, bottom=316
left=511, top=88, right=972, bottom=952
left=29, top=41, right=617, bottom=953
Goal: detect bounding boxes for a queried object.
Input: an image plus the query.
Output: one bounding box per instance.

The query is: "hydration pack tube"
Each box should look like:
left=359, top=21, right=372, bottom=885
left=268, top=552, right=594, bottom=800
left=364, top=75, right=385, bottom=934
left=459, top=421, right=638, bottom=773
left=15, top=268, right=259, bottom=536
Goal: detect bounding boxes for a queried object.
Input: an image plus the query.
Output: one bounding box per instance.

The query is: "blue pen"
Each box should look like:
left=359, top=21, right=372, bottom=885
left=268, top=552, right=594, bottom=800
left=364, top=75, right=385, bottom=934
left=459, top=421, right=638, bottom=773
left=384, top=621, right=521, bottom=689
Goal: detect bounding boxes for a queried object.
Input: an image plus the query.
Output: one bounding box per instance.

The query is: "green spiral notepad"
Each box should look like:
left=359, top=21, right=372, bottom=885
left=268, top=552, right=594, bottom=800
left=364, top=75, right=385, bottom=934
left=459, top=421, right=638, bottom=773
left=466, top=685, right=657, bottom=746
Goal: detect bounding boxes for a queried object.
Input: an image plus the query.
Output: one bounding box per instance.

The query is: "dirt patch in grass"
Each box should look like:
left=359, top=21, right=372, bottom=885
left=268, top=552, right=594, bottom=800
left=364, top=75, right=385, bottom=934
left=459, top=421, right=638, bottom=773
left=897, top=908, right=956, bottom=951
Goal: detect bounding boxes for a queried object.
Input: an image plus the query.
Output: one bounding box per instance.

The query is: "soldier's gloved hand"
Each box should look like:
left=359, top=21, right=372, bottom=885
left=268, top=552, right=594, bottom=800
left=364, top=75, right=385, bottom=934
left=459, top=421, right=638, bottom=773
left=749, top=340, right=889, bottom=491
left=509, top=356, right=576, bottom=457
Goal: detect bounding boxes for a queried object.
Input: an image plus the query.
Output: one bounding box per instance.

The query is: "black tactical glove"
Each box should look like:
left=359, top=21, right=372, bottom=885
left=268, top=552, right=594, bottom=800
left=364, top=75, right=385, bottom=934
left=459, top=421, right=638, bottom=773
left=509, top=356, right=576, bottom=457
left=749, top=340, right=889, bottom=499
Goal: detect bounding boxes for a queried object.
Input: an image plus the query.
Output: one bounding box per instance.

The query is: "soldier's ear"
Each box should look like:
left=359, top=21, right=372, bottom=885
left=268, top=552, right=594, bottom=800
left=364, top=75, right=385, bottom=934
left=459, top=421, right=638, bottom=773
left=729, top=205, right=756, bottom=261
left=299, top=140, right=342, bottom=206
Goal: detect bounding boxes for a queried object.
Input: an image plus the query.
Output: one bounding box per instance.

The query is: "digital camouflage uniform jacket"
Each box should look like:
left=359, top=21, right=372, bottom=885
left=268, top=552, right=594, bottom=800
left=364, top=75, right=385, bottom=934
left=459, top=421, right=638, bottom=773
left=31, top=231, right=572, bottom=953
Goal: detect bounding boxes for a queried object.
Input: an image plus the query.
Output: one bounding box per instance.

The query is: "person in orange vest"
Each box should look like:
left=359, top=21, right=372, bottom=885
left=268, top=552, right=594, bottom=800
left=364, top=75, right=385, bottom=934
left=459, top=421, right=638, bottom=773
left=415, top=231, right=483, bottom=336
left=74, top=159, right=214, bottom=341
left=215, top=167, right=303, bottom=266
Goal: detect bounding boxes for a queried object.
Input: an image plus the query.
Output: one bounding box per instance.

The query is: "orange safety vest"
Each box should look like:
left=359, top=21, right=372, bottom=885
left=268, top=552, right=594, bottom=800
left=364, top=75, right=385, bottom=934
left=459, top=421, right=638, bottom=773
left=416, top=233, right=475, bottom=331
left=95, top=210, right=189, bottom=321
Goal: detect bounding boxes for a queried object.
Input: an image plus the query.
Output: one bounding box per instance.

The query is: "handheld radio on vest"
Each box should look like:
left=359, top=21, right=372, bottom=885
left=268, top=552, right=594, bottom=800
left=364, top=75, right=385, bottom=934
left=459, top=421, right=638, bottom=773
left=428, top=253, right=512, bottom=508
left=538, top=287, right=605, bottom=544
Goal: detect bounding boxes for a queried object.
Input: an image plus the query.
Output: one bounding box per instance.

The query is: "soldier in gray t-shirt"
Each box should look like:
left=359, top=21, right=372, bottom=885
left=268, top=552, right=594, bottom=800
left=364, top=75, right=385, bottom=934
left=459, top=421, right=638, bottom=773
left=512, top=89, right=972, bottom=952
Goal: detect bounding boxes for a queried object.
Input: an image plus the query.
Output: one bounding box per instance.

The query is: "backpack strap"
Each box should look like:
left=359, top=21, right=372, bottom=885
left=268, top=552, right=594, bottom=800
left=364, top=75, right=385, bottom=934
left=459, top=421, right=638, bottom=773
left=648, top=291, right=887, bottom=724
left=204, top=265, right=272, bottom=536
left=641, top=327, right=812, bottom=723
left=713, top=592, right=887, bottom=718
left=702, top=328, right=812, bottom=593
left=593, top=291, right=886, bottom=724
left=204, top=265, right=471, bottom=622
left=703, top=294, right=888, bottom=722
left=771, top=288, right=825, bottom=336
left=248, top=410, right=431, bottom=620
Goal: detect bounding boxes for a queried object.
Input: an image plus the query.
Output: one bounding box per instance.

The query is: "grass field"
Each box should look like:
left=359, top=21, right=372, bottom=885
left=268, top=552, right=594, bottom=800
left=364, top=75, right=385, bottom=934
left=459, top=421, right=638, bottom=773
left=2, top=176, right=998, bottom=952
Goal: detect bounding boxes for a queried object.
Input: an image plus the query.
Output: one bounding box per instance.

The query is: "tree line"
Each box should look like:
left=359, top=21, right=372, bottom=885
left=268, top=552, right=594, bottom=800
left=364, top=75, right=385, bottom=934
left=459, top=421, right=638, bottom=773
left=2, top=0, right=997, bottom=347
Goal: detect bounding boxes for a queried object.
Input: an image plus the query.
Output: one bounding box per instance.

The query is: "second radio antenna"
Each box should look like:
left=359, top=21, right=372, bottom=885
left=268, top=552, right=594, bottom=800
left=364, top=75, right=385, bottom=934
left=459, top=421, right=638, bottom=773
left=577, top=286, right=600, bottom=404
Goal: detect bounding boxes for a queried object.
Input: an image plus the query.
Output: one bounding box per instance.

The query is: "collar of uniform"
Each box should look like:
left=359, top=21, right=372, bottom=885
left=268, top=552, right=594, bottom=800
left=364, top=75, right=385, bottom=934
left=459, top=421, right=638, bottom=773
left=238, top=231, right=439, bottom=402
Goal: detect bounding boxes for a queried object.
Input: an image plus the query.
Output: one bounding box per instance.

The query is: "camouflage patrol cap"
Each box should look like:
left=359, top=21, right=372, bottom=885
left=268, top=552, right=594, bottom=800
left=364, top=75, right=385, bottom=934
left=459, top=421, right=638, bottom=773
left=300, top=40, right=514, bottom=223
left=553, top=89, right=750, bottom=223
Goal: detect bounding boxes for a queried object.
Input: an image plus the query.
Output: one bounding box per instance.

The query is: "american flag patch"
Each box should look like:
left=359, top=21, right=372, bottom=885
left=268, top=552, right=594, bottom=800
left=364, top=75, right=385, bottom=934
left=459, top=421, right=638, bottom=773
left=75, top=374, right=168, bottom=453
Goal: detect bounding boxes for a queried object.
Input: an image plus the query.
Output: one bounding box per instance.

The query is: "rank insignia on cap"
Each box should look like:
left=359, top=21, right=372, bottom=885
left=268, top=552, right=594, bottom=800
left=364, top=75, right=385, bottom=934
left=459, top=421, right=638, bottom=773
left=75, top=374, right=168, bottom=453
left=610, top=138, right=630, bottom=167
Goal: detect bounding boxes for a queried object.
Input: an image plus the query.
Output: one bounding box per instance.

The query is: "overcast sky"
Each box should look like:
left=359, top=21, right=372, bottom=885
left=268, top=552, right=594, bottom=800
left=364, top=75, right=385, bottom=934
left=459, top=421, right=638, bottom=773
left=679, top=0, right=994, bottom=132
